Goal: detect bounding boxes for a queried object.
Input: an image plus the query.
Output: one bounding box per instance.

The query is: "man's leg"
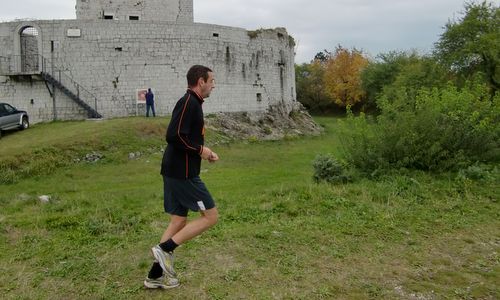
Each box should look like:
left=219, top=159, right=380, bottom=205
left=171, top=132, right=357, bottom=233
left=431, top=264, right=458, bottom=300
left=156, top=208, right=218, bottom=254
left=147, top=215, right=186, bottom=280
left=170, top=207, right=218, bottom=245
left=152, top=105, right=156, bottom=117
left=158, top=207, right=218, bottom=253
left=151, top=209, right=217, bottom=278
left=146, top=104, right=150, bottom=117
left=161, top=215, right=187, bottom=243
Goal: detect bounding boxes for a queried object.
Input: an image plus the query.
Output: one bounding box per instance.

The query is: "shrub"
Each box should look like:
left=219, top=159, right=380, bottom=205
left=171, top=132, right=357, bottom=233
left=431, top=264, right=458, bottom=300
left=339, top=80, right=499, bottom=174
left=312, top=154, right=350, bottom=183
left=456, top=164, right=495, bottom=181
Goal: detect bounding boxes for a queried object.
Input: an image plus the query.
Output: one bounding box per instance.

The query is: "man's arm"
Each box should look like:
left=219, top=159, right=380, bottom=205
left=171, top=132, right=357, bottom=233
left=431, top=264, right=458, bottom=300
left=167, top=96, right=214, bottom=160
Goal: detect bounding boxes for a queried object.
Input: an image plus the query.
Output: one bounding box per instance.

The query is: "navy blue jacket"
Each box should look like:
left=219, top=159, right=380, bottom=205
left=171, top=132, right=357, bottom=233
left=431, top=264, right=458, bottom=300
left=146, top=91, right=154, bottom=105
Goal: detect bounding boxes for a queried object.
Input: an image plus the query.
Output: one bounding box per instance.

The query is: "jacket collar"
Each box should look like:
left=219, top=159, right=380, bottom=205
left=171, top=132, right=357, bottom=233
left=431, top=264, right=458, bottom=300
left=187, top=89, right=204, bottom=103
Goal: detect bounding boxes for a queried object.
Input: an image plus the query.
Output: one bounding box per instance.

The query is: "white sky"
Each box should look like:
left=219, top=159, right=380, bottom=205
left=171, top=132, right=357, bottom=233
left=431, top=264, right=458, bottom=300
left=0, top=0, right=498, bottom=63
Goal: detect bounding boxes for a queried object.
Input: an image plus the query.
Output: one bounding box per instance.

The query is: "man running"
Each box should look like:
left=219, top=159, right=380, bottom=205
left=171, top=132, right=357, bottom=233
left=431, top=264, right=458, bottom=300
left=144, top=65, right=219, bottom=289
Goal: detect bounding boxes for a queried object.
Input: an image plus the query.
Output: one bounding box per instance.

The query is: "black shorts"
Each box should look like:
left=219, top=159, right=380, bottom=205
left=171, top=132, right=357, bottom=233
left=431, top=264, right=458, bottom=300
left=163, top=175, right=216, bottom=217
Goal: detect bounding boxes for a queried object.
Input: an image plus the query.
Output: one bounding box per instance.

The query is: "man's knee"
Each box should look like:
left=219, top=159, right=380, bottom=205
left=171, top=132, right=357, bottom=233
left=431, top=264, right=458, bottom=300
left=203, top=208, right=218, bottom=227
left=170, top=215, right=187, bottom=228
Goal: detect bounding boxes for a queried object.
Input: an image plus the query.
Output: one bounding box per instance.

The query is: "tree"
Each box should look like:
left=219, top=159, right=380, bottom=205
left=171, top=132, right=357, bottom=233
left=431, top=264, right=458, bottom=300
left=361, top=51, right=451, bottom=112
left=313, top=50, right=331, bottom=63
left=435, top=1, right=500, bottom=92
left=381, top=55, right=450, bottom=111
left=361, top=51, right=420, bottom=108
left=295, top=61, right=331, bottom=112
left=323, top=46, right=369, bottom=107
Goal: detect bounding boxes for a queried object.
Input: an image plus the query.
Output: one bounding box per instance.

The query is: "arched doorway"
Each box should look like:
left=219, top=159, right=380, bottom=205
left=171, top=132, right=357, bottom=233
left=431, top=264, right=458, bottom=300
left=20, top=26, right=39, bottom=73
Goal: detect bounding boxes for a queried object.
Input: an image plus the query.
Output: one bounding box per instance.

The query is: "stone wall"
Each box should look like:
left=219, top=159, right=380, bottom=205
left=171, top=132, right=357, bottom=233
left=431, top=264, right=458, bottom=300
left=0, top=76, right=89, bottom=121
left=76, top=0, right=193, bottom=23
left=0, top=8, right=296, bottom=124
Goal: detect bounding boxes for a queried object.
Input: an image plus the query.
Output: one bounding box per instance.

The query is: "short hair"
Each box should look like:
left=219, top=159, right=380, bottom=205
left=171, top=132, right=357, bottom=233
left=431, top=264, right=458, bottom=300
left=187, top=65, right=213, bottom=87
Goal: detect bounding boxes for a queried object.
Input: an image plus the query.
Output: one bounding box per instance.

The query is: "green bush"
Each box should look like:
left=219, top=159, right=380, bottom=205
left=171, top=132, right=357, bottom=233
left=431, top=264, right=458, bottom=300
left=456, top=164, right=496, bottom=181
left=340, top=81, right=499, bottom=174
left=312, top=154, right=350, bottom=183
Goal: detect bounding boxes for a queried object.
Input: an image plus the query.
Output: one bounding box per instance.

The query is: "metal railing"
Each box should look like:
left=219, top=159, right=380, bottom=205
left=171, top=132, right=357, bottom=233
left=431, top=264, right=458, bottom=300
left=0, top=54, right=43, bottom=75
left=39, top=56, right=99, bottom=115
left=0, top=56, right=8, bottom=75
left=0, top=54, right=100, bottom=117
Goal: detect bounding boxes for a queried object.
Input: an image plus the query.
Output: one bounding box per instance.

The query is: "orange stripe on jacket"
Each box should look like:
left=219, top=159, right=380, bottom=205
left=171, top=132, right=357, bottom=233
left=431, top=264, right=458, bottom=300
left=177, top=94, right=198, bottom=151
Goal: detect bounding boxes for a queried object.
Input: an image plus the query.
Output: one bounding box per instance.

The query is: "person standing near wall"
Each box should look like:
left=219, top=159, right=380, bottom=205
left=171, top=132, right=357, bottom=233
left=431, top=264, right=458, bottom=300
left=145, top=88, right=156, bottom=117
left=144, top=65, right=219, bottom=289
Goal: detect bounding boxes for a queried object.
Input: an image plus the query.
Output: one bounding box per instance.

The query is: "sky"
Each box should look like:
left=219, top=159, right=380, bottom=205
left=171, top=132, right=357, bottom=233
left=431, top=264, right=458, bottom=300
left=0, top=0, right=498, bottom=63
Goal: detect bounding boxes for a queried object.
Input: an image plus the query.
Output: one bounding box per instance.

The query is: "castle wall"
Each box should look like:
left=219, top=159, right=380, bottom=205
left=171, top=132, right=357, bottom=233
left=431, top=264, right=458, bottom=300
left=0, top=76, right=90, bottom=122
left=0, top=19, right=296, bottom=124
left=76, top=0, right=193, bottom=23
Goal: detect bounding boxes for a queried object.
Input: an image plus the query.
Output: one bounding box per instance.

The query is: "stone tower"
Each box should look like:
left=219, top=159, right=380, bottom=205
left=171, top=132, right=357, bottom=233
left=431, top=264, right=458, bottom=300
left=76, top=0, right=193, bottom=23
left=0, top=0, right=296, bottom=123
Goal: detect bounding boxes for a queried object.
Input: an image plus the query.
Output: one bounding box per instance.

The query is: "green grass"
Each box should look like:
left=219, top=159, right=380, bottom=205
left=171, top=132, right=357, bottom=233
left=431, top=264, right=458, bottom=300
left=0, top=116, right=498, bottom=299
left=0, top=117, right=177, bottom=184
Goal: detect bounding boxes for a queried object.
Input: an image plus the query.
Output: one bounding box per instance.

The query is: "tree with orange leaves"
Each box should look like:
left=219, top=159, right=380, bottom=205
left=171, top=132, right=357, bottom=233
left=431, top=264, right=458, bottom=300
left=323, top=46, right=369, bottom=107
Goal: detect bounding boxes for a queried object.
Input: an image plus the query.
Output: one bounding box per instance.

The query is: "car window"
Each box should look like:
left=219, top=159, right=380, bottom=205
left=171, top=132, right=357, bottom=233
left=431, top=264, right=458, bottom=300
left=4, top=104, right=15, bottom=113
left=0, top=104, right=7, bottom=115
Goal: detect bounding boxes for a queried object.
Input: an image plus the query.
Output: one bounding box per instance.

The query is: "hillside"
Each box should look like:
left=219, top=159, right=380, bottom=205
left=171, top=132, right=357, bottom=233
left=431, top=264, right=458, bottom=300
left=0, top=107, right=320, bottom=184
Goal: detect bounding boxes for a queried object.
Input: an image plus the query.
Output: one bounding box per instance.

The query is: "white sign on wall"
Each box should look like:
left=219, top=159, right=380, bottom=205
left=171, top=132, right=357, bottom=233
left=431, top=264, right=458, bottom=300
left=67, top=28, right=81, bottom=37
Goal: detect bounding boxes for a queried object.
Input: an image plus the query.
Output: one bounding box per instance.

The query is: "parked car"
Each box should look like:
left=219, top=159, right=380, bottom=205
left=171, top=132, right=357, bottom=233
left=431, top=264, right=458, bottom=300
left=0, top=102, right=29, bottom=138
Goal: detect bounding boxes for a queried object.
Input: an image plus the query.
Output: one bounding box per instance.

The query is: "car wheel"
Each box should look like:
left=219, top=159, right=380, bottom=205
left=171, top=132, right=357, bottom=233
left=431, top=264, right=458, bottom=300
left=20, top=117, right=29, bottom=130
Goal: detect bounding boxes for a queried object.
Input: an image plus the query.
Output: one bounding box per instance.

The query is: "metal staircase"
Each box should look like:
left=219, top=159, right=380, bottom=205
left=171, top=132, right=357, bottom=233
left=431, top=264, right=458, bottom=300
left=0, top=54, right=102, bottom=119
left=41, top=71, right=102, bottom=118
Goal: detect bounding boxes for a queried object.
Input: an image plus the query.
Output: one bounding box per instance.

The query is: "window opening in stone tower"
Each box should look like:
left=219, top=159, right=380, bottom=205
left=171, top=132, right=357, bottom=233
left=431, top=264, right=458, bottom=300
left=20, top=26, right=39, bottom=73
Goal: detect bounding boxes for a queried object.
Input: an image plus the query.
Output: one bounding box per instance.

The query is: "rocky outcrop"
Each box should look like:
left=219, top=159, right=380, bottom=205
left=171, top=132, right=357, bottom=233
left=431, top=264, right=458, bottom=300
left=205, top=102, right=322, bottom=142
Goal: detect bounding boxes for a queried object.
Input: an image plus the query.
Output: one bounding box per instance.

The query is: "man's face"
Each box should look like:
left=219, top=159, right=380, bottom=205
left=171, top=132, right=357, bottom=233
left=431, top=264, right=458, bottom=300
left=200, top=72, right=215, bottom=98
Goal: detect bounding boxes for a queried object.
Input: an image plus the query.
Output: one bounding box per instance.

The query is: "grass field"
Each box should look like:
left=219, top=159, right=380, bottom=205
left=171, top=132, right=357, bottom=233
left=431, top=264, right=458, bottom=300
left=0, top=116, right=498, bottom=299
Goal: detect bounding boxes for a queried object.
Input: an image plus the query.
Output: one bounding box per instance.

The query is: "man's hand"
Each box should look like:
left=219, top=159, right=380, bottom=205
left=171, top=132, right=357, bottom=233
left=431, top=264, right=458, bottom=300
left=201, top=146, right=219, bottom=163
left=201, top=146, right=212, bottom=160
left=208, top=151, right=219, bottom=163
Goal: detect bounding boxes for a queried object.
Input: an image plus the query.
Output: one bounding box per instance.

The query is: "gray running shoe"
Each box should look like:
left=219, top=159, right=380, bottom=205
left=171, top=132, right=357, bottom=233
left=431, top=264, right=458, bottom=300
left=143, top=275, right=179, bottom=289
left=151, top=245, right=176, bottom=277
